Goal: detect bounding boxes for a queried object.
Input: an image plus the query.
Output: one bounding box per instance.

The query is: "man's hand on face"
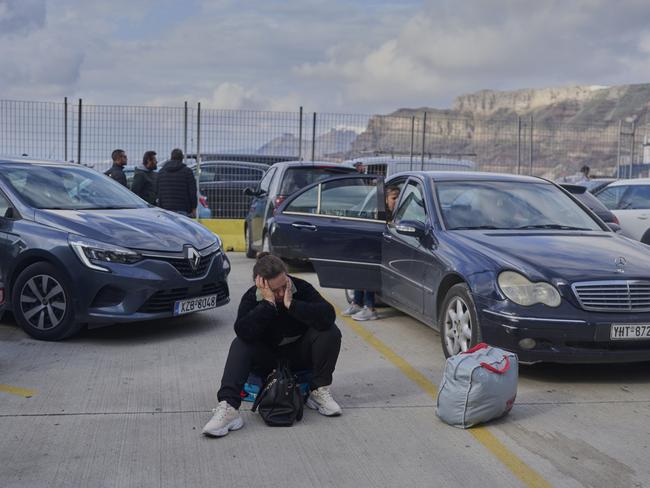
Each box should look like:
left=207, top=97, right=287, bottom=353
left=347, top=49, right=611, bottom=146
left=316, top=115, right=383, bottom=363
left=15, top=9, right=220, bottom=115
left=255, top=276, right=275, bottom=305
left=283, top=276, right=293, bottom=309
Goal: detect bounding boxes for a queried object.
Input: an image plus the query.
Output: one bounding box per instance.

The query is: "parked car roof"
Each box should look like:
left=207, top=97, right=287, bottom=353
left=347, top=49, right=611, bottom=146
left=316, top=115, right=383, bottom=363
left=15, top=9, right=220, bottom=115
left=605, top=178, right=650, bottom=187
left=399, top=171, right=544, bottom=183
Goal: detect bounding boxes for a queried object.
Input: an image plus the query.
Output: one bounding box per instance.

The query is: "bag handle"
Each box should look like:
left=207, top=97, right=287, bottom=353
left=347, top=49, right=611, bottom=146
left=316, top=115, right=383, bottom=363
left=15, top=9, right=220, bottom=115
left=480, top=355, right=510, bottom=374
left=462, top=342, right=489, bottom=354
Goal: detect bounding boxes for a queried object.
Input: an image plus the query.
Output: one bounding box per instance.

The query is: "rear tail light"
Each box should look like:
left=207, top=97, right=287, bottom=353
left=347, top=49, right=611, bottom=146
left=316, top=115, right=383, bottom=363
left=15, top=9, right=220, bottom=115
left=612, top=214, right=620, bottom=225
left=199, top=196, right=208, bottom=208
left=0, top=288, right=4, bottom=305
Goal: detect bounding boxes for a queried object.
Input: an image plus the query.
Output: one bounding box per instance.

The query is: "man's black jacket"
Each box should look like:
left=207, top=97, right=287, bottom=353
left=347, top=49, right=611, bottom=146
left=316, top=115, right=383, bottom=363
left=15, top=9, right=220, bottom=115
left=234, top=276, right=336, bottom=346
left=104, top=164, right=127, bottom=187
left=132, top=167, right=158, bottom=205
left=156, top=159, right=197, bottom=213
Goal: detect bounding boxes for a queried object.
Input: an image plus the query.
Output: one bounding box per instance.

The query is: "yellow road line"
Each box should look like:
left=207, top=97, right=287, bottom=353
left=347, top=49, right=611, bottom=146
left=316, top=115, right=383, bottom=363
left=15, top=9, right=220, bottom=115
left=333, top=302, right=552, bottom=488
left=0, top=384, right=36, bottom=398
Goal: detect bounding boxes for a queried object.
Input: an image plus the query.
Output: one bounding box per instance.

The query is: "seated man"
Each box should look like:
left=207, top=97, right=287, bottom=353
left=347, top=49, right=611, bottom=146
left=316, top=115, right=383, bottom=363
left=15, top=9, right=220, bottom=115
left=203, top=253, right=342, bottom=438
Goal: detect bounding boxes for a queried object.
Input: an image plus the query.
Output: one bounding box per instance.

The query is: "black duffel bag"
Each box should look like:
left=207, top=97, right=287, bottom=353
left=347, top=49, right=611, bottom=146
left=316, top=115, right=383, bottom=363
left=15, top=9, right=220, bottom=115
left=252, top=360, right=304, bottom=427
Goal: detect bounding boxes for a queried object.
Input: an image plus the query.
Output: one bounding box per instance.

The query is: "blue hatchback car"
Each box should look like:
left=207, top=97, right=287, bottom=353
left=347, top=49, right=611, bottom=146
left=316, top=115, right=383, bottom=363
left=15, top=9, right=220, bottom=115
left=270, top=171, right=650, bottom=363
left=0, top=158, right=230, bottom=340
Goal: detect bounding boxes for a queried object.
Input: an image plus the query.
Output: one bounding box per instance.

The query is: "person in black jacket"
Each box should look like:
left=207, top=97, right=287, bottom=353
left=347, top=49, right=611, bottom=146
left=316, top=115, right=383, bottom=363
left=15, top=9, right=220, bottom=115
left=132, top=150, right=158, bottom=204
left=156, top=148, right=197, bottom=216
left=203, top=253, right=342, bottom=438
left=104, top=149, right=128, bottom=187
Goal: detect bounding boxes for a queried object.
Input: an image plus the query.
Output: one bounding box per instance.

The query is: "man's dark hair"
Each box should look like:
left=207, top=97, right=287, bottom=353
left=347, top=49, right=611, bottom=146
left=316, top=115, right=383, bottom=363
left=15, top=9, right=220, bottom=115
left=253, top=252, right=287, bottom=280
left=170, top=148, right=184, bottom=161
left=581, top=165, right=590, bottom=174
left=143, top=150, right=157, bottom=165
left=111, top=149, right=125, bottom=162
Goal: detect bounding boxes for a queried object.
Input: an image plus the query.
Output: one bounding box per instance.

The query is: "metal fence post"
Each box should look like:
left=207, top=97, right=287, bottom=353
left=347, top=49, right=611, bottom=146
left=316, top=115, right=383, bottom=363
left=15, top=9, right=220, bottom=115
left=196, top=102, right=201, bottom=220
left=298, top=106, right=303, bottom=161
left=311, top=112, right=316, bottom=162
left=64, top=97, right=68, bottom=162
left=517, top=116, right=521, bottom=175
left=529, top=115, right=533, bottom=175
left=616, top=120, right=622, bottom=178
left=184, top=101, right=188, bottom=161
left=409, top=116, right=415, bottom=169
left=77, top=98, right=82, bottom=164
left=631, top=119, right=637, bottom=178
left=420, top=112, right=427, bottom=169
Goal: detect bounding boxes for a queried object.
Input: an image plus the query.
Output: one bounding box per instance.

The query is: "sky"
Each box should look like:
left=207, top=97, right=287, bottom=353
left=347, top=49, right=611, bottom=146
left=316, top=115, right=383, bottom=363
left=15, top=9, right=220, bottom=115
left=2, top=0, right=650, bottom=114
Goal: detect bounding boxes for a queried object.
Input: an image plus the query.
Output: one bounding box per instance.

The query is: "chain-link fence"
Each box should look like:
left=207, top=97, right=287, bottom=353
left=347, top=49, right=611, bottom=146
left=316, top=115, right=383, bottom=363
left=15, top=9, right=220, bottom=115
left=1, top=98, right=649, bottom=218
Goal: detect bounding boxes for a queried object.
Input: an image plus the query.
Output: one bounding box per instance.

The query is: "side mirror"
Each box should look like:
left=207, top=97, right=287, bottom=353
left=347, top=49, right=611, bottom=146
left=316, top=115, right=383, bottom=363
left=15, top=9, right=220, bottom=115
left=243, top=187, right=256, bottom=197
left=607, top=222, right=621, bottom=233
left=395, top=220, right=426, bottom=239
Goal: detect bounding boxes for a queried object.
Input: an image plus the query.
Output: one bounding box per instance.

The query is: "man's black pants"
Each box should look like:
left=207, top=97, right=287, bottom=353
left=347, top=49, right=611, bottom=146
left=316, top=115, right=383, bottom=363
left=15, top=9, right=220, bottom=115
left=218, top=325, right=342, bottom=409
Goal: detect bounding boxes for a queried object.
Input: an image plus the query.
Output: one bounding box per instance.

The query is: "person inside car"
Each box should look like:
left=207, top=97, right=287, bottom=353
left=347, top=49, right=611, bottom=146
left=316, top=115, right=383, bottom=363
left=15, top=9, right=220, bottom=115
left=202, top=252, right=343, bottom=438
left=343, top=185, right=401, bottom=321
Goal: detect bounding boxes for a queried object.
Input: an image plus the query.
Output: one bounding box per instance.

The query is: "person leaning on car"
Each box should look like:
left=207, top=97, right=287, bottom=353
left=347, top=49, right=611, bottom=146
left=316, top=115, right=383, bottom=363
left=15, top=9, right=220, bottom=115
left=156, top=148, right=197, bottom=217
left=104, top=149, right=128, bottom=187
left=202, top=252, right=343, bottom=438
left=132, top=150, right=158, bottom=205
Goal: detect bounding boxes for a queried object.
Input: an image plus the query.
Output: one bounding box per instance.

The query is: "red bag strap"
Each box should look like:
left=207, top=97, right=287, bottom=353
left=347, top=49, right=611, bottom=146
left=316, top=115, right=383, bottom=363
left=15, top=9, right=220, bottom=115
left=462, top=342, right=489, bottom=354
left=480, top=355, right=510, bottom=374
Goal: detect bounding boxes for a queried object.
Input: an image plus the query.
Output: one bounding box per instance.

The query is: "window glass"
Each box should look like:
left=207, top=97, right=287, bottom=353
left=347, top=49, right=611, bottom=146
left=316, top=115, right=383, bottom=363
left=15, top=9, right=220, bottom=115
left=436, top=180, right=601, bottom=230
left=394, top=181, right=427, bottom=223
left=0, top=193, right=10, bottom=218
left=285, top=186, right=318, bottom=214
left=620, top=185, right=650, bottom=210
left=199, top=166, right=216, bottom=182
left=259, top=168, right=275, bottom=193
left=279, top=167, right=353, bottom=195
left=215, top=166, right=264, bottom=182
left=596, top=185, right=627, bottom=210
left=1, top=165, right=147, bottom=210
left=318, top=178, right=379, bottom=219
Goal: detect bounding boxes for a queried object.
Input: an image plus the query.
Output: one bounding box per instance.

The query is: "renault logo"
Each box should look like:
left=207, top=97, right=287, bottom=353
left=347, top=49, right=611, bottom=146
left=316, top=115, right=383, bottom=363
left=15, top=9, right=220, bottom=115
left=184, top=246, right=201, bottom=271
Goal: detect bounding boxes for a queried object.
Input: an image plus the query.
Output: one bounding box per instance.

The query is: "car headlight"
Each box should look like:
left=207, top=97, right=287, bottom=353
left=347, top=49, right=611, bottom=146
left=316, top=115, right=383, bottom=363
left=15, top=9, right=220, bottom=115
left=497, top=271, right=561, bottom=307
left=69, top=235, right=142, bottom=272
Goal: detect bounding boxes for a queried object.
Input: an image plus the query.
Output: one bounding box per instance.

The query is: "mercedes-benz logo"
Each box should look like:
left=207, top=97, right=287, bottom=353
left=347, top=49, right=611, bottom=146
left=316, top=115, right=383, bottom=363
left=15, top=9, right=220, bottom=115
left=184, top=246, right=201, bottom=271
left=615, top=256, right=627, bottom=273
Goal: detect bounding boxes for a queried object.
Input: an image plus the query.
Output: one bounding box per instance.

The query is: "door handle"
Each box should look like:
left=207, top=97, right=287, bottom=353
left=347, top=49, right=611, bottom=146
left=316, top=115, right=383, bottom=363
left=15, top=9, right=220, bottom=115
left=639, top=215, right=649, bottom=220
left=291, top=223, right=317, bottom=231
left=382, top=232, right=394, bottom=241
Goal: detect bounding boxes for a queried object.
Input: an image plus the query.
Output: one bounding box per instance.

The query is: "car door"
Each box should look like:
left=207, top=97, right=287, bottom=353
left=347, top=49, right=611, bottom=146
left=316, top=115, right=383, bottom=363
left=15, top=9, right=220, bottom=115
left=249, top=167, right=277, bottom=246
left=271, top=175, right=386, bottom=290
left=0, top=192, right=18, bottom=315
left=382, top=177, right=431, bottom=317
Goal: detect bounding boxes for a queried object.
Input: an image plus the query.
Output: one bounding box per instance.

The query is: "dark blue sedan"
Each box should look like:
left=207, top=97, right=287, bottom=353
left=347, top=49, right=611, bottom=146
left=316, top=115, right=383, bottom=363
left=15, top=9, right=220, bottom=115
left=0, top=158, right=230, bottom=340
left=269, top=171, right=650, bottom=363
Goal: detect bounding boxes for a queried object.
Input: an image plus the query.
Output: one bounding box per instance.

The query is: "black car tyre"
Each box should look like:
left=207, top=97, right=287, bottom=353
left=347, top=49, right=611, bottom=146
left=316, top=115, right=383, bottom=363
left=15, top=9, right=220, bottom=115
left=641, top=228, right=650, bottom=245
left=439, top=283, right=481, bottom=358
left=12, top=262, right=79, bottom=341
left=245, top=226, right=256, bottom=258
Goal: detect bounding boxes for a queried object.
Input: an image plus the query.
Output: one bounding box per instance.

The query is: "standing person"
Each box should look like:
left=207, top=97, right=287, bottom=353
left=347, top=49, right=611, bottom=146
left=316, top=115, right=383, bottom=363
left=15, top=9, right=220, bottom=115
left=156, top=148, right=197, bottom=217
left=578, top=165, right=591, bottom=183
left=343, top=185, right=401, bottom=321
left=105, top=149, right=128, bottom=187
left=202, top=253, right=342, bottom=438
left=132, top=151, right=158, bottom=204
left=353, top=161, right=365, bottom=174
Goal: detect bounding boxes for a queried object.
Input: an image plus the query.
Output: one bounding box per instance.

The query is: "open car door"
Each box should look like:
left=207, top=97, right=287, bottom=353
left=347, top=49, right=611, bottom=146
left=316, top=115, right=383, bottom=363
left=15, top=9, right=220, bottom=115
left=270, top=175, right=385, bottom=291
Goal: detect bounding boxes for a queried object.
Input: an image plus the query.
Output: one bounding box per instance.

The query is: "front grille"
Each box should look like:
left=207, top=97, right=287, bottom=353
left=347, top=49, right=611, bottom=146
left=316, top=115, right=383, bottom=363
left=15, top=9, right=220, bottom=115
left=139, top=282, right=229, bottom=313
left=572, top=280, right=650, bottom=312
left=152, top=252, right=217, bottom=278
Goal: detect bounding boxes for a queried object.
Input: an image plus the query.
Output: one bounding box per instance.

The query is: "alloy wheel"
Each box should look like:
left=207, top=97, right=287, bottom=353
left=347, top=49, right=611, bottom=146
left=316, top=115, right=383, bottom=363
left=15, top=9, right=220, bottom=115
left=19, top=274, right=67, bottom=330
left=443, top=296, right=472, bottom=355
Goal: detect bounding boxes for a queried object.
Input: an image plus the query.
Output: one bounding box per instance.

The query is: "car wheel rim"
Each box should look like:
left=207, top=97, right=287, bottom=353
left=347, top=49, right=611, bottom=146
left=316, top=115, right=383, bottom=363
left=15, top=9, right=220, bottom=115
left=443, top=296, right=471, bottom=355
left=20, top=274, right=67, bottom=330
left=262, top=235, right=270, bottom=252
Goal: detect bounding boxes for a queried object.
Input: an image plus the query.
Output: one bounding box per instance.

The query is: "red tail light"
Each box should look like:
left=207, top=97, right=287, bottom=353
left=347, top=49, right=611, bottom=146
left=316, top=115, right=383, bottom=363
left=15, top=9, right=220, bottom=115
left=199, top=196, right=208, bottom=208
left=612, top=214, right=620, bottom=225
left=0, top=288, right=4, bottom=305
left=273, top=195, right=287, bottom=215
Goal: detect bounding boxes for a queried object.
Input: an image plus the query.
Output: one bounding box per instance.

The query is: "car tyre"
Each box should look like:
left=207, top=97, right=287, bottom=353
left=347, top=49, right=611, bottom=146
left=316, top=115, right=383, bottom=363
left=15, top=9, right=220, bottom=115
left=641, top=228, right=650, bottom=246
left=439, top=283, right=481, bottom=358
left=12, top=262, right=79, bottom=341
left=245, top=226, right=256, bottom=259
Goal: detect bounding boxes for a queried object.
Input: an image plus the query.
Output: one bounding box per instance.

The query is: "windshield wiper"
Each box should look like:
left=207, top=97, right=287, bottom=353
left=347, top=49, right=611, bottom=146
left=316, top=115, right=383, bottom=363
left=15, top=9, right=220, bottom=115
left=452, top=225, right=503, bottom=230
left=514, top=224, right=591, bottom=231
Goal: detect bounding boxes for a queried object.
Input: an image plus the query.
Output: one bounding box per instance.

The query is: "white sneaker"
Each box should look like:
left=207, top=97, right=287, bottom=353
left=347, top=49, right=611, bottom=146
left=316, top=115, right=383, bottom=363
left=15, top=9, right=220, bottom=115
left=352, top=306, right=378, bottom=321
left=306, top=386, right=342, bottom=416
left=342, top=303, right=362, bottom=316
left=202, top=400, right=244, bottom=437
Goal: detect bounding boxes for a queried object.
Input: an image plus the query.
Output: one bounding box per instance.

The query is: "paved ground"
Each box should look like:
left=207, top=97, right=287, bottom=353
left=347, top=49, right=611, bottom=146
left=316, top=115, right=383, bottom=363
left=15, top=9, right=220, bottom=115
left=2, top=253, right=650, bottom=488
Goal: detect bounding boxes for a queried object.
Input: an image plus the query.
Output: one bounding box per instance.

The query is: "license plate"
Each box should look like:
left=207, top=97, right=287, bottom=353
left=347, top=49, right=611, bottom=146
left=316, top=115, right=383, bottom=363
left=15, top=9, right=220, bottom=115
left=610, top=324, right=650, bottom=340
left=173, top=294, right=218, bottom=316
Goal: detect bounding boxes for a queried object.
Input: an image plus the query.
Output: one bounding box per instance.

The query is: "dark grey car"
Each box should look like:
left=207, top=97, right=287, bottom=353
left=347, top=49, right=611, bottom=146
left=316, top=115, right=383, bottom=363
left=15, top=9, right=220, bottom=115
left=0, top=158, right=230, bottom=340
left=243, top=161, right=356, bottom=258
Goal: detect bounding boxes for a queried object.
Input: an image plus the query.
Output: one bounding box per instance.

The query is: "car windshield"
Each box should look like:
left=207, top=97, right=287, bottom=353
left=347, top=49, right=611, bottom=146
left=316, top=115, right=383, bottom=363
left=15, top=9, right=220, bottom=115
left=280, top=167, right=352, bottom=195
left=436, top=180, right=602, bottom=231
left=1, top=164, right=148, bottom=210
